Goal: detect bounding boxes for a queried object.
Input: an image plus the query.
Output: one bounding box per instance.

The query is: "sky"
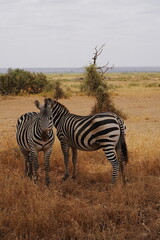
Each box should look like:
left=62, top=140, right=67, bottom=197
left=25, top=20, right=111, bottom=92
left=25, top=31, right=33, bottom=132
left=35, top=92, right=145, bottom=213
left=0, top=0, right=160, bottom=68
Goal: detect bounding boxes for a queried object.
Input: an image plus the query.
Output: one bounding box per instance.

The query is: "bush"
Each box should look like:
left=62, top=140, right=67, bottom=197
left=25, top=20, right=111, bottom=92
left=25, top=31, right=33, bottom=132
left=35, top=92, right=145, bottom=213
left=81, top=64, right=106, bottom=94
left=0, top=68, right=48, bottom=95
left=53, top=81, right=67, bottom=100
left=81, top=64, right=126, bottom=118
left=92, top=86, right=126, bottom=118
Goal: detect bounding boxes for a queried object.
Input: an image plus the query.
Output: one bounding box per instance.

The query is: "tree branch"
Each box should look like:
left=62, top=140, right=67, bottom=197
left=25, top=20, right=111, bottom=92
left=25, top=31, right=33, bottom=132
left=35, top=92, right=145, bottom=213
left=92, top=44, right=105, bottom=65
left=97, top=61, right=114, bottom=76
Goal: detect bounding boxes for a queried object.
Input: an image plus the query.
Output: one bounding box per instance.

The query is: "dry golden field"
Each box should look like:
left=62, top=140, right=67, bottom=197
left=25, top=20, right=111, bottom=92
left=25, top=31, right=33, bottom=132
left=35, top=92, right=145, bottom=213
left=0, top=73, right=160, bottom=240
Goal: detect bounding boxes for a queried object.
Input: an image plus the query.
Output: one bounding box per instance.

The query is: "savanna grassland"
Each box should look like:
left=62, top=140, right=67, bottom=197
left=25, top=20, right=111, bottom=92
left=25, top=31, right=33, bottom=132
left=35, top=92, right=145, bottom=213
left=0, top=73, right=160, bottom=240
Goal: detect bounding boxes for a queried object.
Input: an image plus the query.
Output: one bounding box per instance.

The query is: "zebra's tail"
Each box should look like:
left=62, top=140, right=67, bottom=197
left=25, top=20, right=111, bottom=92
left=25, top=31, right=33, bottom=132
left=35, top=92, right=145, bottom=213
left=120, top=134, right=128, bottom=164
left=117, top=118, right=128, bottom=164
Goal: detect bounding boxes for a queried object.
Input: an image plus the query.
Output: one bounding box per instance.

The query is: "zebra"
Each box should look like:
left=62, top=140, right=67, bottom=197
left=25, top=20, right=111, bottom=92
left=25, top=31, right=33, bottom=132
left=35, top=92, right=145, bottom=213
left=16, top=98, right=55, bottom=186
left=50, top=99, right=128, bottom=184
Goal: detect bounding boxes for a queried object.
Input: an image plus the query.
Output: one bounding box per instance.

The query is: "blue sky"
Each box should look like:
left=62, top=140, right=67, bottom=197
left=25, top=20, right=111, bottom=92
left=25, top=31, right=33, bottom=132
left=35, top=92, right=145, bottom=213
left=0, top=0, right=160, bottom=68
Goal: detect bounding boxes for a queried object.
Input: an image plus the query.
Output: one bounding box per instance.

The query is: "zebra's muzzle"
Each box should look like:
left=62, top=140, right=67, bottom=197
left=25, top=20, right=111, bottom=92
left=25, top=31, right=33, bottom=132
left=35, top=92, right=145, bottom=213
left=41, top=130, right=49, bottom=142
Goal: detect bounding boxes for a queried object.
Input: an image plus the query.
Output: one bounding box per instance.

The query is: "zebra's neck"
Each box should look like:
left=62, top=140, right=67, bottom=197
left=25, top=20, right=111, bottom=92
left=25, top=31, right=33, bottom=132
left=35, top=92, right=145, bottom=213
left=34, top=117, right=42, bottom=137
left=52, top=101, right=69, bottom=128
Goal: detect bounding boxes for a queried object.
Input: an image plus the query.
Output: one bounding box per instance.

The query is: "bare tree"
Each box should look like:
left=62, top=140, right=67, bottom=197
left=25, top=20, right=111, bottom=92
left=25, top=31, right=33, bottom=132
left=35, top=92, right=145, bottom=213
left=81, top=45, right=125, bottom=118
left=92, top=44, right=113, bottom=76
left=92, top=44, right=105, bottom=65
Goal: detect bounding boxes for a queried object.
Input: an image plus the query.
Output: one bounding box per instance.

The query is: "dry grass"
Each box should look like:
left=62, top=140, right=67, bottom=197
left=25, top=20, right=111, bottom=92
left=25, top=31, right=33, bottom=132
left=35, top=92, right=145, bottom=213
left=0, top=74, right=160, bottom=240
left=0, top=137, right=160, bottom=240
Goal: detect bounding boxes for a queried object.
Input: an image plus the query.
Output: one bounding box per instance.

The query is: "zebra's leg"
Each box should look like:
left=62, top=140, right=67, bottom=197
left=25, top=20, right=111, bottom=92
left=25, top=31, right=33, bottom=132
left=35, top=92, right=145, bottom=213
left=117, top=149, right=126, bottom=184
left=44, top=147, right=52, bottom=187
left=120, top=159, right=126, bottom=184
left=30, top=150, right=39, bottom=184
left=60, top=142, right=70, bottom=181
left=102, top=146, right=119, bottom=184
left=116, top=141, right=126, bottom=184
left=28, top=152, right=33, bottom=179
left=71, top=147, right=77, bottom=180
left=21, top=149, right=30, bottom=177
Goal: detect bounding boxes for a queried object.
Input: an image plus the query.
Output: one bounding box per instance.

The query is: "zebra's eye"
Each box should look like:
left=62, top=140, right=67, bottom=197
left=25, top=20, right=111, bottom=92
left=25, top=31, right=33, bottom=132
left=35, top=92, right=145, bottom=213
left=49, top=116, right=53, bottom=120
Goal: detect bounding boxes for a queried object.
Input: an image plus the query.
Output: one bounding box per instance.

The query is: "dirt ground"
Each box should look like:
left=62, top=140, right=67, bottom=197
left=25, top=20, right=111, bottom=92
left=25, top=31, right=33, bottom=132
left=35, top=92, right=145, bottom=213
left=0, top=89, right=160, bottom=142
left=0, top=95, right=94, bottom=140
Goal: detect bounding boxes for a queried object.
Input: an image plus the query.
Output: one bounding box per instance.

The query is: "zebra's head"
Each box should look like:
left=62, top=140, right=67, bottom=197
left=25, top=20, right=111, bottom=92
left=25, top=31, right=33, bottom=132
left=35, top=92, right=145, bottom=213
left=35, top=98, right=54, bottom=141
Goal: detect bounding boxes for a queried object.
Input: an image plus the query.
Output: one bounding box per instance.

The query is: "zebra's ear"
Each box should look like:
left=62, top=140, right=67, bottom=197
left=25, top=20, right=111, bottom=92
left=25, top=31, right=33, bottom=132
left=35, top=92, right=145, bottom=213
left=50, top=99, right=54, bottom=109
left=44, top=98, right=48, bottom=108
left=34, top=100, right=41, bottom=110
left=45, top=98, right=54, bottom=109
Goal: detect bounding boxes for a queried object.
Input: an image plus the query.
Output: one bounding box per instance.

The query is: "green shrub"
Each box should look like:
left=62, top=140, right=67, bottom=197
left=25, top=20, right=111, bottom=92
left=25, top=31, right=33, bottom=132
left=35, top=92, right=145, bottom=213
left=81, top=64, right=124, bottom=117
left=91, top=85, right=126, bottom=118
left=81, top=64, right=106, bottom=94
left=81, top=64, right=125, bottom=118
left=53, top=81, right=67, bottom=100
left=0, top=68, right=48, bottom=95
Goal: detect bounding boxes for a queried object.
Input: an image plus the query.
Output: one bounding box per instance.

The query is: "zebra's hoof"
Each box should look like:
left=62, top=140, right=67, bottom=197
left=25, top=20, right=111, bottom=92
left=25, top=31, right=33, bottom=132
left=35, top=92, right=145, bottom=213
left=27, top=173, right=33, bottom=179
left=111, top=178, right=116, bottom=184
left=63, top=174, right=69, bottom=181
left=71, top=175, right=76, bottom=180
left=33, top=176, right=38, bottom=184
left=45, top=179, right=50, bottom=187
left=122, top=177, right=129, bottom=185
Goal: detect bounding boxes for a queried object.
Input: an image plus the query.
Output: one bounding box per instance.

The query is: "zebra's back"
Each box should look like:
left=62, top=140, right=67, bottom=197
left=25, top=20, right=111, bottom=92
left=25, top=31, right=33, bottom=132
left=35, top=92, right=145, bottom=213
left=58, top=112, right=121, bottom=151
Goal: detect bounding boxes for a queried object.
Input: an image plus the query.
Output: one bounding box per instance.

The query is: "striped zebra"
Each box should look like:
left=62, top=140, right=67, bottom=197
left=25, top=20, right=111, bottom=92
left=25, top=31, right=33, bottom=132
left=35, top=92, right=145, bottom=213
left=16, top=98, right=55, bottom=186
left=50, top=99, right=128, bottom=184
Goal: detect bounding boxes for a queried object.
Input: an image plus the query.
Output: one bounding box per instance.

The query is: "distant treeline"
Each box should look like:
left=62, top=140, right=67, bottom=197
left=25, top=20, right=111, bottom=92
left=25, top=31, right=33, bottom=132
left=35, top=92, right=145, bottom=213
left=0, top=66, right=160, bottom=74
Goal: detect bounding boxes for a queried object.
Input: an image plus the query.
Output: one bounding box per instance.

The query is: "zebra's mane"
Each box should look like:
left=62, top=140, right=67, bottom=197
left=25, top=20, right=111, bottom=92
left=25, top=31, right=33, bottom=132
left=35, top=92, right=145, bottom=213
left=54, top=99, right=70, bottom=113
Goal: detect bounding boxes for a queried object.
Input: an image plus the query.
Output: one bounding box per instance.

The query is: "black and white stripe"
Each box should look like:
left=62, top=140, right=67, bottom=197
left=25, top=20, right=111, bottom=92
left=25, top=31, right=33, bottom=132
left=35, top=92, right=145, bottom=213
left=51, top=99, right=128, bottom=183
left=16, top=98, right=55, bottom=186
